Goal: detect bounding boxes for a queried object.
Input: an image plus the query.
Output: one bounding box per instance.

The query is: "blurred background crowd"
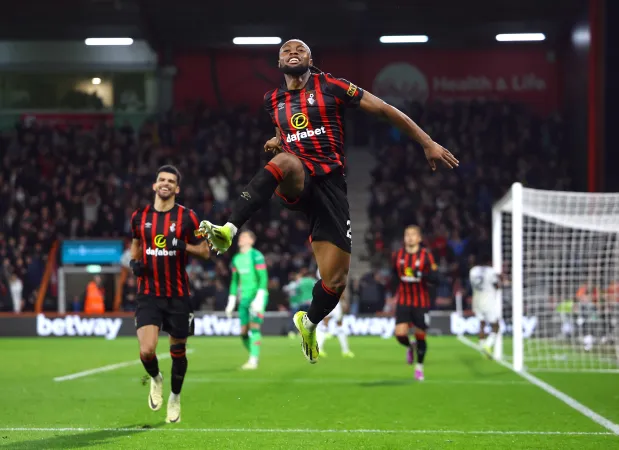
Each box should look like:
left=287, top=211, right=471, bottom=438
left=0, top=98, right=571, bottom=314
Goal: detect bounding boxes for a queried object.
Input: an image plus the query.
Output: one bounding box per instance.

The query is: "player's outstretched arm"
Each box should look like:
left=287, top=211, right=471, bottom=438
left=359, top=91, right=459, bottom=171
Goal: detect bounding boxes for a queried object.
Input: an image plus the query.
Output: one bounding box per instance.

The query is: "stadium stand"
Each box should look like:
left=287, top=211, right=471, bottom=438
left=0, top=103, right=315, bottom=313
left=0, top=100, right=570, bottom=315
left=365, top=100, right=571, bottom=311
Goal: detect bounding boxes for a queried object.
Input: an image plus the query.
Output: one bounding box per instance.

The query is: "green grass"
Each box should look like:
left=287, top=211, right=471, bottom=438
left=0, top=336, right=618, bottom=449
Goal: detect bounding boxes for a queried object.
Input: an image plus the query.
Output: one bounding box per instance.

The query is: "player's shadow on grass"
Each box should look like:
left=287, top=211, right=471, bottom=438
left=359, top=379, right=413, bottom=388
left=5, top=422, right=166, bottom=449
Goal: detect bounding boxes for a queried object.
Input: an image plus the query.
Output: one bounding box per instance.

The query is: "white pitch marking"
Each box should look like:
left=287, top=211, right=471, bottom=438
left=53, top=349, right=194, bottom=382
left=185, top=377, right=530, bottom=386
left=0, top=427, right=615, bottom=436
left=458, top=335, right=619, bottom=435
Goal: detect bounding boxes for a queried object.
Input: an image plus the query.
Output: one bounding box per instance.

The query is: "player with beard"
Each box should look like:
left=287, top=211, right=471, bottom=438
left=199, top=39, right=458, bottom=364
left=130, top=165, right=210, bottom=423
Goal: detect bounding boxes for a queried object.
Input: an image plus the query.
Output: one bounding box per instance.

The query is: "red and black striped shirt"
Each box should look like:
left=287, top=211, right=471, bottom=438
left=263, top=72, right=364, bottom=176
left=130, top=204, right=205, bottom=298
left=392, top=247, right=438, bottom=309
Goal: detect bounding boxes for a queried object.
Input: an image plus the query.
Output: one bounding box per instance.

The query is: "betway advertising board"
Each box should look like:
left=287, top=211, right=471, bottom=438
left=0, top=312, right=538, bottom=339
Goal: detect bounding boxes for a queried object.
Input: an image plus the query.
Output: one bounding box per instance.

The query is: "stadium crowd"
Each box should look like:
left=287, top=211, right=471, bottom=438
left=0, top=99, right=570, bottom=315
left=0, top=104, right=316, bottom=313
left=364, top=100, right=570, bottom=311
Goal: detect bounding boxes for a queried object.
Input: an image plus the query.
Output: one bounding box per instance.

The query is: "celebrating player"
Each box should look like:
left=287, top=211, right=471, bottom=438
left=130, top=165, right=210, bottom=423
left=226, top=230, right=269, bottom=370
left=469, top=253, right=502, bottom=358
left=392, top=226, right=438, bottom=381
left=199, top=39, right=458, bottom=363
left=315, top=268, right=354, bottom=358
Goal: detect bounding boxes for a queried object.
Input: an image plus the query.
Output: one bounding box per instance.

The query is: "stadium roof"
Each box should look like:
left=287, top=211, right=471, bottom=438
left=0, top=0, right=587, bottom=49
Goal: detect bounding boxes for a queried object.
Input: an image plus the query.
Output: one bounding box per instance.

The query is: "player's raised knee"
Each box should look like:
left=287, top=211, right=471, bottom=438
left=270, top=152, right=304, bottom=177
left=322, top=268, right=348, bottom=295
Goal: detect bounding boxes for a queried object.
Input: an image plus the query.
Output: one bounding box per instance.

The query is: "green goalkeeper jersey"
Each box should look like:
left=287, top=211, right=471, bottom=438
left=289, top=276, right=316, bottom=306
left=229, top=248, right=268, bottom=303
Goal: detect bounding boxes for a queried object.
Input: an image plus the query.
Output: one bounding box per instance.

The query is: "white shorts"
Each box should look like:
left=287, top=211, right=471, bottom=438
left=326, top=301, right=343, bottom=322
left=473, top=295, right=500, bottom=323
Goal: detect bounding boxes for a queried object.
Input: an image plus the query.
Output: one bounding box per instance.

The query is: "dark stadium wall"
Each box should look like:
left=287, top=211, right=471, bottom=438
left=603, top=0, right=617, bottom=192
left=172, top=47, right=560, bottom=116
left=560, top=17, right=590, bottom=192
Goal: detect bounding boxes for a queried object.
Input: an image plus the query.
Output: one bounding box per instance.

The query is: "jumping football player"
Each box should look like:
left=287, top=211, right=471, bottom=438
left=226, top=230, right=269, bottom=370
left=130, top=165, right=210, bottom=423
left=469, top=252, right=502, bottom=358
left=199, top=39, right=458, bottom=363
left=392, top=226, right=438, bottom=381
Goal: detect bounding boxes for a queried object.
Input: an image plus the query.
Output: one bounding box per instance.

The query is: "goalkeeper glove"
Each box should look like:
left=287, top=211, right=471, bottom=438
left=166, top=235, right=187, bottom=250
left=250, top=289, right=267, bottom=315
left=225, top=295, right=237, bottom=318
left=130, top=259, right=145, bottom=277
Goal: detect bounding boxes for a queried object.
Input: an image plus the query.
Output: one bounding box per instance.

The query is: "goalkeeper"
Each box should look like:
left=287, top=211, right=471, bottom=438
left=226, top=230, right=269, bottom=370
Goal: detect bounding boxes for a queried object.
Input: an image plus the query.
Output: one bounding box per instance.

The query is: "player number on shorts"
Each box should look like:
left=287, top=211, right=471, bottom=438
left=346, top=220, right=352, bottom=241
left=472, top=276, right=484, bottom=291
left=188, top=312, right=194, bottom=327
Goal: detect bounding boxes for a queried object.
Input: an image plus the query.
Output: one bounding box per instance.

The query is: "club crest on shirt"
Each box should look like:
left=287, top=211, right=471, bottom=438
left=169, top=222, right=176, bottom=233
left=306, top=91, right=316, bottom=106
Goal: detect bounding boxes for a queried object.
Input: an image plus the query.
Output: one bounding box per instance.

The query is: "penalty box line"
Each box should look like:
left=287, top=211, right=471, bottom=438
left=0, top=427, right=615, bottom=436
left=53, top=349, right=195, bottom=382
left=457, top=335, right=619, bottom=436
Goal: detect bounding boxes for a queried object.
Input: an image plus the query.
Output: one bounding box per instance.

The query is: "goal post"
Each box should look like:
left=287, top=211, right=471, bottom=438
left=493, top=182, right=619, bottom=373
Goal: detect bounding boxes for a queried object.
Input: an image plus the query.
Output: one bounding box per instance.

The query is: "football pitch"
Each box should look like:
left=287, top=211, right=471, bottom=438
left=1, top=336, right=618, bottom=449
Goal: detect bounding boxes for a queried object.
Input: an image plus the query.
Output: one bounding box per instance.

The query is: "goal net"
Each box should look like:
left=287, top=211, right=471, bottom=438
left=493, top=183, right=619, bottom=372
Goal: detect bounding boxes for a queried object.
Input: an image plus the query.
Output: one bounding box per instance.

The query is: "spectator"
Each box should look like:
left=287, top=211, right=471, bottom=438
left=9, top=272, right=23, bottom=313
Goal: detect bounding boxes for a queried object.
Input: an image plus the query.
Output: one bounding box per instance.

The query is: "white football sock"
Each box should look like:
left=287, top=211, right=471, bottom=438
left=336, top=326, right=350, bottom=353
left=225, top=222, right=238, bottom=237
left=485, top=332, right=497, bottom=348
left=302, top=314, right=317, bottom=331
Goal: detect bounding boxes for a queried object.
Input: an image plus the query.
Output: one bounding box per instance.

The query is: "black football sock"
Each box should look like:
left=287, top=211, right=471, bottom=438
left=170, top=344, right=188, bottom=395
left=396, top=334, right=411, bottom=348
left=140, top=353, right=160, bottom=378
left=307, top=280, right=342, bottom=325
left=228, top=162, right=283, bottom=229
left=241, top=334, right=250, bottom=352
left=415, top=333, right=427, bottom=364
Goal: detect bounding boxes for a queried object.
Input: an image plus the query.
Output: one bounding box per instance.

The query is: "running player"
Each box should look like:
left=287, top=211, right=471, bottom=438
left=392, top=226, right=438, bottom=381
left=199, top=39, right=458, bottom=364
left=469, top=252, right=501, bottom=358
left=130, top=165, right=210, bottom=423
left=226, top=230, right=268, bottom=370
left=315, top=268, right=353, bottom=358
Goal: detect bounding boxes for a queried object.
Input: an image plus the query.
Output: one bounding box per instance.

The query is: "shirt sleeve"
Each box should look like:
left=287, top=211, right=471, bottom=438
left=263, top=90, right=278, bottom=126
left=253, top=251, right=268, bottom=291
left=229, top=258, right=239, bottom=296
left=322, top=73, right=364, bottom=108
left=185, top=209, right=206, bottom=245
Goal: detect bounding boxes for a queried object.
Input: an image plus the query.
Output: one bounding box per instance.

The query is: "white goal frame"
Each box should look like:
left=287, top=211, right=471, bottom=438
left=493, top=182, right=619, bottom=373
